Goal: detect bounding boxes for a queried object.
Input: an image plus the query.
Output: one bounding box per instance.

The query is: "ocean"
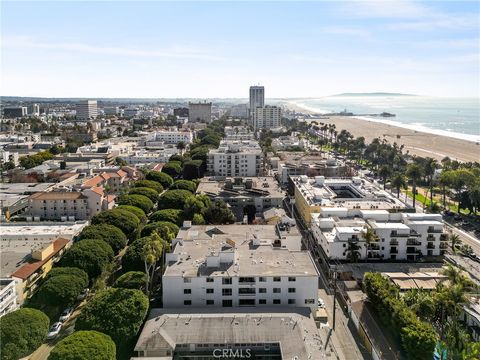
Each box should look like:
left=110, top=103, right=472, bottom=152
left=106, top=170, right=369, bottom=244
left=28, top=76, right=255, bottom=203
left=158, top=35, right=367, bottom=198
left=287, top=95, right=480, bottom=143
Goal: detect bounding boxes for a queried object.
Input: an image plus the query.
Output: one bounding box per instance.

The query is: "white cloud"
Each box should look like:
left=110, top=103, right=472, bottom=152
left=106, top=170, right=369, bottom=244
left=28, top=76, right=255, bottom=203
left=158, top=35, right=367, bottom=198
left=320, top=26, right=371, bottom=39
left=1, top=35, right=223, bottom=60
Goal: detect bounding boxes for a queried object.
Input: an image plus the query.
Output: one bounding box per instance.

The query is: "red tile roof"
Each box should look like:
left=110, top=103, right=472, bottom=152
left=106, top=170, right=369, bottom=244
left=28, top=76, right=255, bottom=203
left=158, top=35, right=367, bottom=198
left=11, top=238, right=70, bottom=280
left=89, top=186, right=105, bottom=196
left=83, top=175, right=104, bottom=187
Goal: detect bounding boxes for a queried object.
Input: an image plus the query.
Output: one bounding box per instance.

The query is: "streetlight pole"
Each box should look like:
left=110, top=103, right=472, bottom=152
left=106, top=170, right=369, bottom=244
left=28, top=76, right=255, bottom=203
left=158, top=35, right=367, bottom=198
left=332, top=267, right=337, bottom=331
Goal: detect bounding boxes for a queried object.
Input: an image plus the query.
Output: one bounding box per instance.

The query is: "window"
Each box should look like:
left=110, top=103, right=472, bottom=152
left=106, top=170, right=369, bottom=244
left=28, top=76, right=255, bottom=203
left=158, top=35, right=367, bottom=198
left=238, top=288, right=255, bottom=295
left=273, top=288, right=281, bottom=293
left=239, top=277, right=255, bottom=283
left=259, top=288, right=267, bottom=293
left=183, top=278, right=191, bottom=283
left=206, top=300, right=214, bottom=305
left=206, top=288, right=214, bottom=294
left=288, top=299, right=296, bottom=305
left=259, top=299, right=267, bottom=305
left=222, top=278, right=232, bottom=285
left=239, top=299, right=255, bottom=306
left=273, top=299, right=281, bottom=305
left=305, top=299, right=315, bottom=304
left=206, top=278, right=214, bottom=283
left=258, top=277, right=267, bottom=282
left=222, top=300, right=232, bottom=307
left=184, top=300, right=192, bottom=306
left=273, top=277, right=281, bottom=282
left=222, top=289, right=232, bottom=296
left=288, top=288, right=296, bottom=293
left=288, top=277, right=296, bottom=282
left=183, top=289, right=191, bottom=294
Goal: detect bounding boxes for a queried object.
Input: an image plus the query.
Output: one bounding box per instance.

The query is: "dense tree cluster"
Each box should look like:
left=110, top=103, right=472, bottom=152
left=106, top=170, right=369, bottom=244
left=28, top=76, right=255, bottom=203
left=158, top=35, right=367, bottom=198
left=77, top=224, right=127, bottom=254
left=150, top=209, right=185, bottom=226
left=19, top=151, right=53, bottom=169
left=128, top=186, right=159, bottom=202
left=131, top=179, right=164, bottom=193
left=145, top=171, right=173, bottom=188
left=113, top=271, right=147, bottom=291
left=91, top=208, right=140, bottom=238
left=48, top=330, right=116, bottom=360
left=117, top=194, right=154, bottom=214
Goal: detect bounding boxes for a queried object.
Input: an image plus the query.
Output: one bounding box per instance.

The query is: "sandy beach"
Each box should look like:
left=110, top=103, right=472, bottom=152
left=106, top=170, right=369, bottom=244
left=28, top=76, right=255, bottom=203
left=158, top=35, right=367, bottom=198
left=287, top=103, right=480, bottom=163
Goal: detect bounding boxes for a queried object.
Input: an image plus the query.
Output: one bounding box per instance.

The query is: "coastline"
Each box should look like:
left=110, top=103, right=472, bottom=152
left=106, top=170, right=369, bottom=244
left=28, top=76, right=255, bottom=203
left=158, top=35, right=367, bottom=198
left=286, top=102, right=480, bottom=163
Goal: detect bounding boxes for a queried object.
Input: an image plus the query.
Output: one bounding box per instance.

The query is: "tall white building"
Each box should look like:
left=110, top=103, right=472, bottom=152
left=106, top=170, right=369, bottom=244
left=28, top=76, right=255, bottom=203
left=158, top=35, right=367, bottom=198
left=189, top=102, right=212, bottom=123
left=207, top=140, right=263, bottom=177
left=145, top=130, right=193, bottom=145
left=249, top=86, right=265, bottom=122
left=76, top=100, right=98, bottom=120
left=254, top=105, right=282, bottom=130
left=162, top=224, right=319, bottom=311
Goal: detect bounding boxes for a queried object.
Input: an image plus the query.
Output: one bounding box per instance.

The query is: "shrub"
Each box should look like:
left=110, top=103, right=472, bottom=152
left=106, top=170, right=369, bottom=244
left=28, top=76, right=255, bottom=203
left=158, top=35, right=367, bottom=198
left=140, top=221, right=179, bottom=239
left=162, top=161, right=182, bottom=178
left=59, top=240, right=114, bottom=279
left=117, top=194, right=154, bottom=214
left=48, top=330, right=116, bottom=360
left=113, top=271, right=147, bottom=290
left=77, top=224, right=127, bottom=254
left=150, top=209, right=184, bottom=226
left=116, top=205, right=146, bottom=223
left=192, top=213, right=206, bottom=225
left=132, top=180, right=163, bottom=193
left=128, top=187, right=159, bottom=202
left=91, top=209, right=140, bottom=238
left=145, top=171, right=173, bottom=188
left=171, top=180, right=197, bottom=193
left=75, top=288, right=148, bottom=344
left=0, top=308, right=50, bottom=360
left=158, top=189, right=194, bottom=210
left=203, top=200, right=236, bottom=224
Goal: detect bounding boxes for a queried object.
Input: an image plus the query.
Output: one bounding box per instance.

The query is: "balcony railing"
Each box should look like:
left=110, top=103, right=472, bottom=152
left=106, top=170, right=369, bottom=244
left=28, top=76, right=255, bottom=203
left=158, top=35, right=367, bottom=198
left=440, top=243, right=448, bottom=249
left=390, top=232, right=409, bottom=237
left=407, top=248, right=422, bottom=254
left=428, top=228, right=443, bottom=234
left=440, top=234, right=448, bottom=241
left=390, top=248, right=398, bottom=254
left=390, top=240, right=399, bottom=245
left=427, top=243, right=436, bottom=249
left=407, top=240, right=421, bottom=246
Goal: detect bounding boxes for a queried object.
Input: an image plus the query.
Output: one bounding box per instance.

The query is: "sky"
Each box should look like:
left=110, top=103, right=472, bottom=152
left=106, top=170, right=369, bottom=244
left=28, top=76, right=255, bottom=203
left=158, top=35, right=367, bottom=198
left=1, top=0, right=479, bottom=98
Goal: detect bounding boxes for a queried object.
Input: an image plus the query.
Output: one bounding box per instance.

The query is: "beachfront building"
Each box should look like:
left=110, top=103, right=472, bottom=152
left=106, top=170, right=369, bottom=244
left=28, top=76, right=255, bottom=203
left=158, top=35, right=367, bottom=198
left=254, top=105, right=282, bottom=131
left=133, top=308, right=324, bottom=359
left=292, top=175, right=408, bottom=225
left=189, top=101, right=212, bottom=123
left=207, top=140, right=263, bottom=177
left=249, top=85, right=265, bottom=123
left=196, top=177, right=284, bottom=221
left=278, top=157, right=351, bottom=185
left=162, top=224, right=319, bottom=311
left=310, top=210, right=447, bottom=261
left=76, top=100, right=98, bottom=120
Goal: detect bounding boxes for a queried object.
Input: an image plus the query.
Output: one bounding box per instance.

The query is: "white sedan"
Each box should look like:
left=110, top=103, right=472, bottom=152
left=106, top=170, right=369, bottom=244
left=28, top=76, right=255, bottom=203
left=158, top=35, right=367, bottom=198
left=47, top=322, right=62, bottom=339
left=59, top=307, right=73, bottom=322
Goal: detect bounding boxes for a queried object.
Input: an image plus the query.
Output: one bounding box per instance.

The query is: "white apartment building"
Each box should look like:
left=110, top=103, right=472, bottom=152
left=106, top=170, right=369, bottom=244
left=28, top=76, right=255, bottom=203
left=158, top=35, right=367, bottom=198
left=189, top=102, right=212, bottom=123
left=76, top=100, right=98, bottom=120
left=27, top=188, right=114, bottom=221
left=311, top=210, right=447, bottom=261
left=207, top=140, right=263, bottom=177
left=224, top=126, right=255, bottom=141
left=0, top=279, right=18, bottom=317
left=145, top=130, right=193, bottom=145
left=0, top=221, right=88, bottom=241
left=120, top=148, right=180, bottom=166
left=162, top=224, right=319, bottom=311
left=249, top=86, right=265, bottom=121
left=254, top=105, right=281, bottom=130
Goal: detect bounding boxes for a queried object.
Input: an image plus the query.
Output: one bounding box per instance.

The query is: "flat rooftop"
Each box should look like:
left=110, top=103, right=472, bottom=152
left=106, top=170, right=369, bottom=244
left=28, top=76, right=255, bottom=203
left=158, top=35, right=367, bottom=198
left=165, top=225, right=318, bottom=278
left=134, top=308, right=324, bottom=360
left=196, top=177, right=284, bottom=199
left=0, top=221, right=88, bottom=239
left=0, top=182, right=56, bottom=194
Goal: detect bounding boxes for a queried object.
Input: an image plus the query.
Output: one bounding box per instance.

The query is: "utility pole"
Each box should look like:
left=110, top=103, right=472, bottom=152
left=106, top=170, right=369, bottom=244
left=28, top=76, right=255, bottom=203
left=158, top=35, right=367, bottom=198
left=332, top=266, right=337, bottom=331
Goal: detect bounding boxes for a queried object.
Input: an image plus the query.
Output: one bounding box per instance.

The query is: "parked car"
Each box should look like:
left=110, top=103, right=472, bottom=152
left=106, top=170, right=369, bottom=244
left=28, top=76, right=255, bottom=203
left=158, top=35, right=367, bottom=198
left=47, top=322, right=62, bottom=339
left=318, top=298, right=325, bottom=308
left=77, top=288, right=89, bottom=300
left=59, top=307, right=73, bottom=322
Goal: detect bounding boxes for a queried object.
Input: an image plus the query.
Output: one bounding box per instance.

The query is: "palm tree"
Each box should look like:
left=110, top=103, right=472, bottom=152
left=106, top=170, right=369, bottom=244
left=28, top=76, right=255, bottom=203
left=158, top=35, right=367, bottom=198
left=378, top=165, right=391, bottom=190
left=142, top=233, right=166, bottom=295
left=407, top=163, right=423, bottom=210
left=346, top=240, right=361, bottom=262
left=176, top=141, right=186, bottom=153
left=424, top=158, right=438, bottom=206
left=361, top=227, right=379, bottom=258
left=391, top=173, right=407, bottom=198
left=449, top=234, right=461, bottom=254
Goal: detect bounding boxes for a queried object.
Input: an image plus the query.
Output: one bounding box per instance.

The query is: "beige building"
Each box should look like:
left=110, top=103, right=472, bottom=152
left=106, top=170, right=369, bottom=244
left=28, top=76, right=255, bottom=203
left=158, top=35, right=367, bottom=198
left=188, top=102, right=212, bottom=123
left=254, top=105, right=281, bottom=130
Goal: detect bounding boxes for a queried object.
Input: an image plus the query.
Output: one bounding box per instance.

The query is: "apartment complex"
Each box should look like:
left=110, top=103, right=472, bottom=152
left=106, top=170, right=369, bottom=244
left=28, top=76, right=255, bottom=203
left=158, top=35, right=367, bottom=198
left=278, top=156, right=351, bottom=184
left=162, top=224, right=319, bottom=311
left=3, top=107, right=28, bottom=118
left=145, top=129, right=193, bottom=145
left=224, top=126, right=254, bottom=141
left=189, top=102, right=212, bottom=123
left=254, top=105, right=282, bottom=130
left=0, top=279, right=18, bottom=317
left=311, top=211, right=447, bottom=261
left=249, top=85, right=265, bottom=121
left=207, top=140, right=263, bottom=177
left=196, top=177, right=284, bottom=221
left=76, top=100, right=98, bottom=120
left=292, top=175, right=408, bottom=225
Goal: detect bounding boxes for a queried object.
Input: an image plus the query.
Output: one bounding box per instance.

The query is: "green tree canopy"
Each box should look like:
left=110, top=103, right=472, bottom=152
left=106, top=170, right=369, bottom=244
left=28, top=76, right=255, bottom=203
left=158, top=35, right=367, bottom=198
left=44, top=267, right=89, bottom=284
left=128, top=187, right=159, bottom=202
left=115, top=205, right=146, bottom=223
left=77, top=224, right=127, bottom=254
left=158, top=189, right=194, bottom=210
left=150, top=209, right=185, bottom=226
left=91, top=208, right=140, bottom=238
left=162, top=161, right=182, bottom=178
left=59, top=240, right=114, bottom=279
left=140, top=221, right=179, bottom=239
left=171, top=180, right=197, bottom=193
left=121, top=237, right=154, bottom=273
left=48, top=330, right=116, bottom=360
left=169, top=154, right=185, bottom=164
left=182, top=159, right=204, bottom=180
left=117, top=194, right=154, bottom=214
left=0, top=308, right=50, bottom=360
left=131, top=180, right=163, bottom=194
left=75, top=288, right=148, bottom=345
left=113, top=271, right=147, bottom=291
left=145, top=171, right=173, bottom=188
left=204, top=200, right=236, bottom=224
